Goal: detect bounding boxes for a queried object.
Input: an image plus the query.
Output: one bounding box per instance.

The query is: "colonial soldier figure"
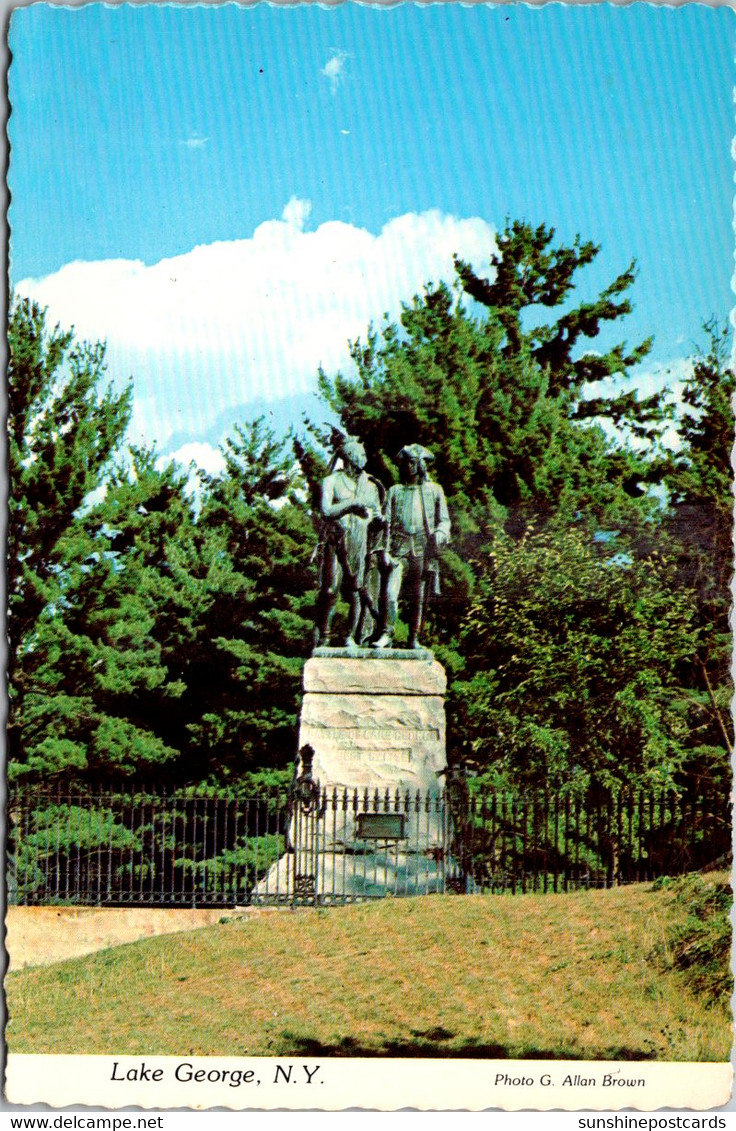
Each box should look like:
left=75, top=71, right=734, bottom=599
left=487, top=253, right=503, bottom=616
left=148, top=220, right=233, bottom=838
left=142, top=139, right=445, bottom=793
left=313, top=433, right=384, bottom=649
left=373, top=443, right=451, bottom=650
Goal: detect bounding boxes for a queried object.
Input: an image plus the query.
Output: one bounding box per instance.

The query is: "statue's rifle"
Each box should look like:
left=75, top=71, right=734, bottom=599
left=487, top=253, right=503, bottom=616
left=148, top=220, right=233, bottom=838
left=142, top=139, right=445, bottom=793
left=354, top=473, right=387, bottom=637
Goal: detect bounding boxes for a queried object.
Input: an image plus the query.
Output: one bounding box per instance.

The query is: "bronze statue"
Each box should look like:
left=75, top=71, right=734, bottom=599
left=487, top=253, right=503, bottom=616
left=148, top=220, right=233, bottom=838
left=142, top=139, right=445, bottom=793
left=372, top=444, right=450, bottom=650
left=313, top=432, right=384, bottom=648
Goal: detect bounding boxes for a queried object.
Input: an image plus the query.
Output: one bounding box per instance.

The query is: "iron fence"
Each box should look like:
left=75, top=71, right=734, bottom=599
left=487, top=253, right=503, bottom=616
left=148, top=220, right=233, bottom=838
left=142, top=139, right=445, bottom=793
left=6, top=779, right=730, bottom=907
left=446, top=780, right=730, bottom=894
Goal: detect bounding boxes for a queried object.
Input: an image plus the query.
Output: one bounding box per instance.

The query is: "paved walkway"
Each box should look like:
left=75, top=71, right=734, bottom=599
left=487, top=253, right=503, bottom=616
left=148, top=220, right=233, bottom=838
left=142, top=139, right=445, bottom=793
left=5, top=906, right=250, bottom=971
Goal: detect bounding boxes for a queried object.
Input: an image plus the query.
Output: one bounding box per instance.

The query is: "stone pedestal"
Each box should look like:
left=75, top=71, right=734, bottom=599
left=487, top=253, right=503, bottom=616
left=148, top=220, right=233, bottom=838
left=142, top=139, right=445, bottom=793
left=302, top=648, right=447, bottom=796
left=254, top=648, right=450, bottom=900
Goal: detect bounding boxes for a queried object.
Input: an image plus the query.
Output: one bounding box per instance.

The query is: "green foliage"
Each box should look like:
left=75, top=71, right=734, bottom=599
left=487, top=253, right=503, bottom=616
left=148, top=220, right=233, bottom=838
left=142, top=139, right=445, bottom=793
left=11, top=448, right=194, bottom=781
left=8, top=297, right=132, bottom=669
left=187, top=418, right=315, bottom=776
left=80, top=421, right=315, bottom=781
left=9, top=359, right=315, bottom=782
left=314, top=220, right=664, bottom=561
left=454, top=220, right=653, bottom=395
left=662, top=321, right=734, bottom=641
left=652, top=873, right=733, bottom=1009
left=452, top=220, right=665, bottom=513
left=312, top=221, right=730, bottom=791
left=8, top=298, right=136, bottom=780
left=316, top=282, right=651, bottom=529
left=8, top=224, right=730, bottom=806
left=9, top=787, right=290, bottom=904
left=10, top=802, right=139, bottom=902
left=179, top=835, right=285, bottom=894
left=658, top=322, right=734, bottom=777
left=664, top=321, right=734, bottom=510
left=454, top=528, right=698, bottom=788
left=311, top=270, right=651, bottom=654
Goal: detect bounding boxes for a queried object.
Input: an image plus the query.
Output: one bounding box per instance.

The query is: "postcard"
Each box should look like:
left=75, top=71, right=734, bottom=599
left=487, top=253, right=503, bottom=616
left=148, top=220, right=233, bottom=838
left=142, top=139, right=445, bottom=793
left=4, top=0, right=734, bottom=1115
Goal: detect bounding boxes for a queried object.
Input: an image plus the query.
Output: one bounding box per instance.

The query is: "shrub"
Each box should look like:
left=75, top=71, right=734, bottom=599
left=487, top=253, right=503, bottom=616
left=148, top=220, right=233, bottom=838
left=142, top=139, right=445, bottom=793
left=652, top=872, right=733, bottom=1008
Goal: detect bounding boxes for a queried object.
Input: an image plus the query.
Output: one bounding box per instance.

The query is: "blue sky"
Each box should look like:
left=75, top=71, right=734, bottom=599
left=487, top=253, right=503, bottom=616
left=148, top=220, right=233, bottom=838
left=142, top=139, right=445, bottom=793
left=9, top=3, right=734, bottom=470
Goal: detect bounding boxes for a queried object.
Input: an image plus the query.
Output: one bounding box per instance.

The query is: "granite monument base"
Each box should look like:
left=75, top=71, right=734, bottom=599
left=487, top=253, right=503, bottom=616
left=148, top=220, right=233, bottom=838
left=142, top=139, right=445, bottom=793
left=255, top=649, right=450, bottom=898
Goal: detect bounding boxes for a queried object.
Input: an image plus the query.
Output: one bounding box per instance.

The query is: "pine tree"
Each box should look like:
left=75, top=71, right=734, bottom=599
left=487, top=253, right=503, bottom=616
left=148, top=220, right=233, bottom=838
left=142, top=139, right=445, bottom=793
left=187, top=418, right=315, bottom=778
left=312, top=223, right=666, bottom=651
left=311, top=221, right=717, bottom=791
left=10, top=446, right=199, bottom=782
left=454, top=219, right=654, bottom=395
left=660, top=321, right=734, bottom=783
left=8, top=298, right=132, bottom=777
left=318, top=223, right=663, bottom=530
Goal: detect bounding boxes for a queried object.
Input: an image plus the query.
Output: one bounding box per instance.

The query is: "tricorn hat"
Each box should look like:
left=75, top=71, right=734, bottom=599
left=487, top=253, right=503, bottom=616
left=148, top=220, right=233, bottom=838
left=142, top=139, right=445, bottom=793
left=397, top=443, right=435, bottom=464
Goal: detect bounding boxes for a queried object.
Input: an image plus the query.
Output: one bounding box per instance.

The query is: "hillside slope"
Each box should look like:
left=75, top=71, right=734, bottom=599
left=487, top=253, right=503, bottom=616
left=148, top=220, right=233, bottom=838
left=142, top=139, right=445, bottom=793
left=6, top=875, right=731, bottom=1060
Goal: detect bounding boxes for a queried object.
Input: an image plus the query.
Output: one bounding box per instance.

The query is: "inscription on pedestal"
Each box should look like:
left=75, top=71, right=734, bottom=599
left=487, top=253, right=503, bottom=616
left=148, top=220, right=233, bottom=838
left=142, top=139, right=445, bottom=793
left=299, top=677, right=446, bottom=790
left=328, top=748, right=414, bottom=765
left=301, top=725, right=440, bottom=743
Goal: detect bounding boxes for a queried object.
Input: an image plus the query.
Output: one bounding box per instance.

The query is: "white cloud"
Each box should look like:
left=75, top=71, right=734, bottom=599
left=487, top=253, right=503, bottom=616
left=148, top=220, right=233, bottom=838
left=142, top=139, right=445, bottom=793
left=583, top=356, right=694, bottom=406
left=166, top=442, right=226, bottom=477
left=181, top=134, right=209, bottom=150
left=582, top=357, right=696, bottom=454
left=16, top=207, right=497, bottom=458
left=281, top=196, right=312, bottom=231
left=321, top=50, right=349, bottom=93
left=158, top=441, right=227, bottom=498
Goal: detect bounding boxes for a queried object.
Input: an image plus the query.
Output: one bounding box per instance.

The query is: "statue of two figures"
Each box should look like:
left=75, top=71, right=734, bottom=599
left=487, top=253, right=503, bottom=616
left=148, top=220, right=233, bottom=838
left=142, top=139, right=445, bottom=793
left=313, top=431, right=451, bottom=651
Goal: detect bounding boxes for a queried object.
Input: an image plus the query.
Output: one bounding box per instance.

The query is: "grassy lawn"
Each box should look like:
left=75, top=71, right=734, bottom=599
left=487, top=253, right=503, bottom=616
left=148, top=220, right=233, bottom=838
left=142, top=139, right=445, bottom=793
left=6, top=875, right=731, bottom=1060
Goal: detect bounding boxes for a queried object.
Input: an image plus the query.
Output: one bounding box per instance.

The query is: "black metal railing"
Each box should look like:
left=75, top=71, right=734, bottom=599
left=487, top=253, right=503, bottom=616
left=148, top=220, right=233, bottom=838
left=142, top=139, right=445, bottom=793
left=445, top=781, right=730, bottom=894
left=6, top=780, right=730, bottom=907
left=7, top=784, right=289, bottom=908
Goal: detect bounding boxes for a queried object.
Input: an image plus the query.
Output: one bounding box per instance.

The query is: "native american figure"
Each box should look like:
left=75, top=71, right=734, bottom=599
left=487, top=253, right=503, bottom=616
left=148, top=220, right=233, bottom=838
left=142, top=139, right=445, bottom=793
left=313, top=430, right=385, bottom=648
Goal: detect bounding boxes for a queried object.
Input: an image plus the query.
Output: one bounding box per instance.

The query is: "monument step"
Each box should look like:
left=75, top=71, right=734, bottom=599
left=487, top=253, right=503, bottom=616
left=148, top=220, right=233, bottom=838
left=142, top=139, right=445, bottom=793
left=254, top=849, right=451, bottom=899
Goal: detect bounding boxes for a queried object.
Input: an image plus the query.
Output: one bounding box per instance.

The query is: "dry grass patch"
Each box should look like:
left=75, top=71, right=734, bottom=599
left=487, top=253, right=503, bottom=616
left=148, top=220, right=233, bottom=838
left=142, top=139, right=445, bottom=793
left=6, top=878, right=731, bottom=1060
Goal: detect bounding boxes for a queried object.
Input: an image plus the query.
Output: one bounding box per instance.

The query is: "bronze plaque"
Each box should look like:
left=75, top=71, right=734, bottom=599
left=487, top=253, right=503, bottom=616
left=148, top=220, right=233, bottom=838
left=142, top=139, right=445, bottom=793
left=357, top=812, right=407, bottom=840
